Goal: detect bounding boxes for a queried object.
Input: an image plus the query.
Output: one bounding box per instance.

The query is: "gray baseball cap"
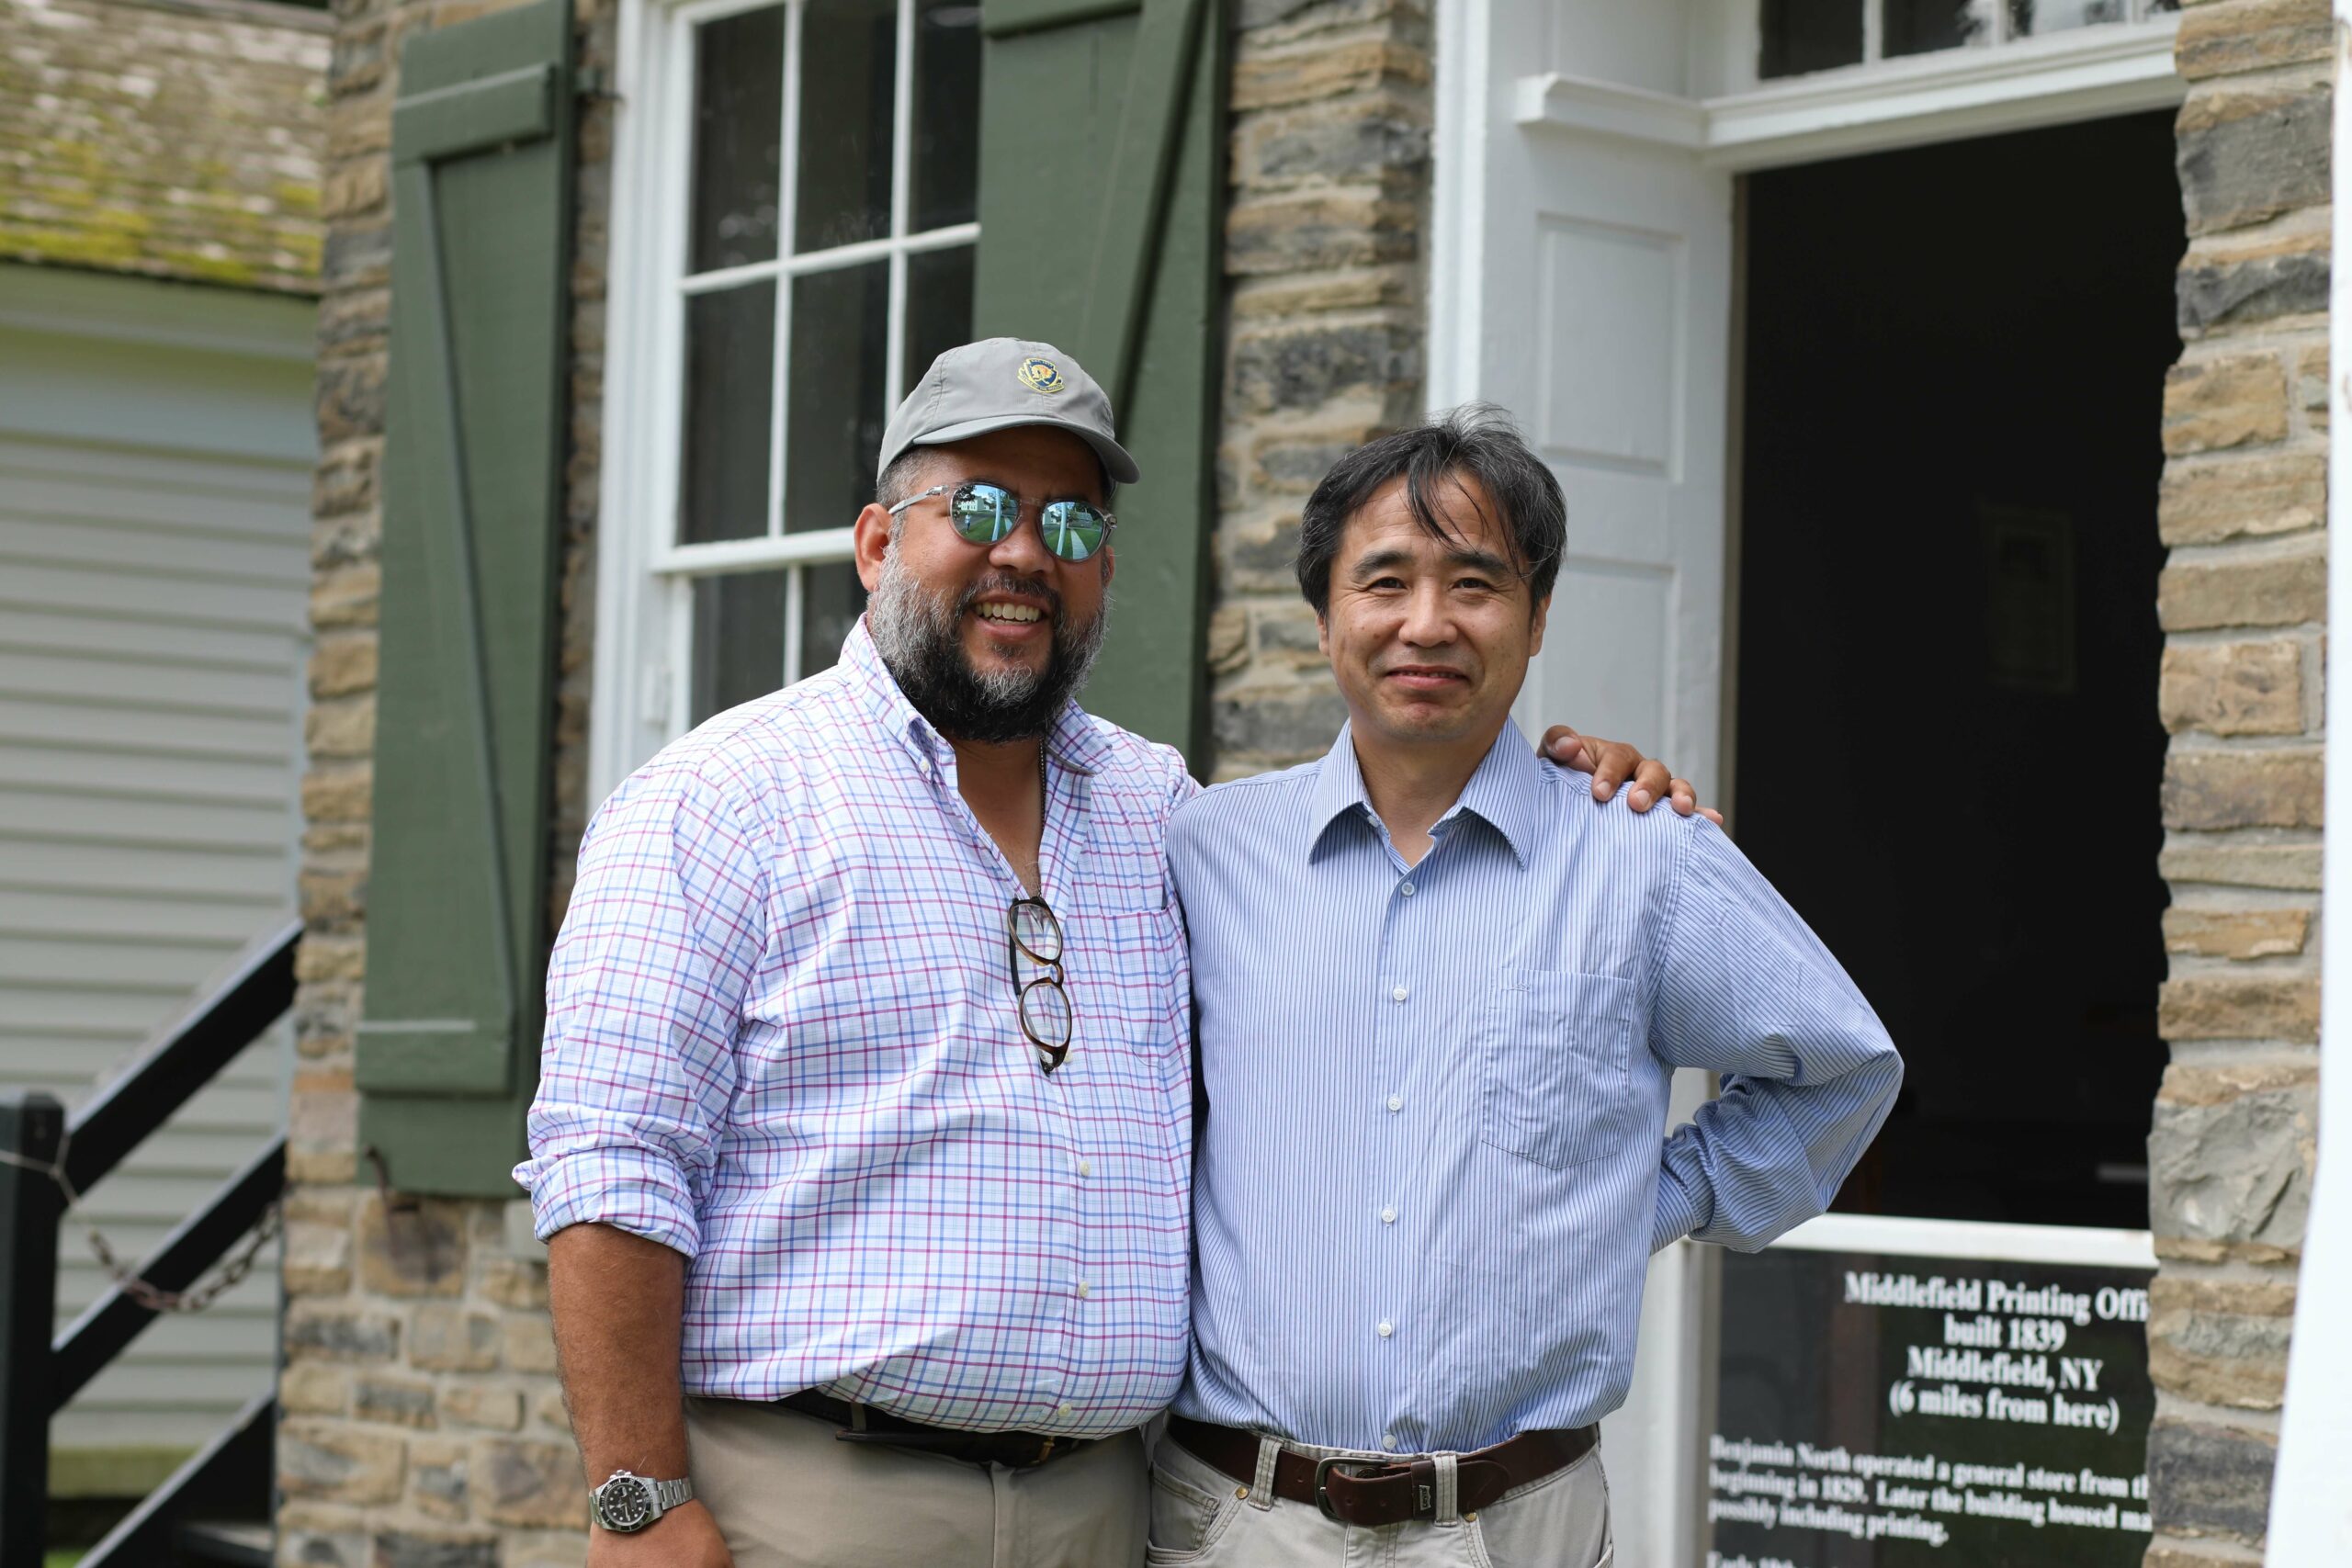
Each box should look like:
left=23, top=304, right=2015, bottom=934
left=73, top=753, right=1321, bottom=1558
left=876, top=337, right=1141, bottom=488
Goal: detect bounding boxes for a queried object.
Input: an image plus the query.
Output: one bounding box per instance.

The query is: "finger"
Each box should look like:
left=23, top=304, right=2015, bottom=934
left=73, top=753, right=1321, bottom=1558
left=1624, top=756, right=1672, bottom=812
left=1591, top=739, right=1645, bottom=801
left=1540, top=726, right=1592, bottom=770
left=1669, top=778, right=1699, bottom=817
left=1702, top=807, right=1725, bottom=828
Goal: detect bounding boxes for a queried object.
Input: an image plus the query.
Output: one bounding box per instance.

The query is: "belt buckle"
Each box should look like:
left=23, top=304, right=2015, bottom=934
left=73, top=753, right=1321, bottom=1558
left=1311, top=1455, right=1369, bottom=1522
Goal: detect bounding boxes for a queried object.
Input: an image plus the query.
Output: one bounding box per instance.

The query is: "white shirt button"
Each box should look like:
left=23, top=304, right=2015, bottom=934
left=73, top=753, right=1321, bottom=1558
left=1076, top=1280, right=1091, bottom=1299
left=1382, top=1434, right=1399, bottom=1451
left=1390, top=985, right=1409, bottom=1002
left=1380, top=1206, right=1396, bottom=1224
left=1398, top=882, right=1416, bottom=897
left=1076, top=1158, right=1091, bottom=1178
left=1057, top=1403, right=1073, bottom=1417
left=1377, top=1320, right=1395, bottom=1338
left=1386, top=1094, right=1403, bottom=1113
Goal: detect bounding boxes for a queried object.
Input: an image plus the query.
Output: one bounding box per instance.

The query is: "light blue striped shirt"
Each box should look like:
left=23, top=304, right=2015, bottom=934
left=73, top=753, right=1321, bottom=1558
left=1168, top=721, right=1901, bottom=1451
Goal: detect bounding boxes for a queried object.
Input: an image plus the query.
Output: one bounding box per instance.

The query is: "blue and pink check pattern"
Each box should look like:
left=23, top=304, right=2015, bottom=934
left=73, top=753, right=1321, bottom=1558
left=515, top=622, right=1200, bottom=1438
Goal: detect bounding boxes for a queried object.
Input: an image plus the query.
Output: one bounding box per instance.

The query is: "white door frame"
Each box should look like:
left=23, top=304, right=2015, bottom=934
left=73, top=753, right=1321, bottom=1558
left=1428, top=4, right=2183, bottom=1562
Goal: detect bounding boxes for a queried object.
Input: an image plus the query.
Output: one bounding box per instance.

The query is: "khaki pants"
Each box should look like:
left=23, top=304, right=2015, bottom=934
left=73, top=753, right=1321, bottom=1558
left=1145, top=1432, right=1612, bottom=1568
left=684, top=1397, right=1148, bottom=1568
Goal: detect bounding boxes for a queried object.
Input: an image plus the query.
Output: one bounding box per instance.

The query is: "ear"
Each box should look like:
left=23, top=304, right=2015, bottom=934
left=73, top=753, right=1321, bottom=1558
left=853, top=502, right=895, bottom=592
left=1099, top=541, right=1116, bottom=590
left=1317, top=611, right=1330, bottom=658
left=1529, top=592, right=1551, bottom=658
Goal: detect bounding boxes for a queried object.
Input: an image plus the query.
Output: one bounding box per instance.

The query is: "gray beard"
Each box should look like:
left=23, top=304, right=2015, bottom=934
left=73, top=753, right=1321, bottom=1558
left=865, top=547, right=1111, bottom=744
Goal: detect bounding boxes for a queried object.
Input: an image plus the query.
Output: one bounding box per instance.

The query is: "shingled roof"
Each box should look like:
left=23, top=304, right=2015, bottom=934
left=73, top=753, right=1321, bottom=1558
left=0, top=0, right=329, bottom=294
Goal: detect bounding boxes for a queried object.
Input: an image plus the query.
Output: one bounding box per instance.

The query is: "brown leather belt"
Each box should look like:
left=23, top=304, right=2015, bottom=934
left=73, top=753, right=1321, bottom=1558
left=777, top=1390, right=1094, bottom=1469
left=1166, top=1415, right=1598, bottom=1528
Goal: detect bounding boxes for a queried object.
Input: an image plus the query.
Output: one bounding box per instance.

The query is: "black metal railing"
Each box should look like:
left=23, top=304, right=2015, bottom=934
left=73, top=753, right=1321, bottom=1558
left=0, top=919, right=300, bottom=1567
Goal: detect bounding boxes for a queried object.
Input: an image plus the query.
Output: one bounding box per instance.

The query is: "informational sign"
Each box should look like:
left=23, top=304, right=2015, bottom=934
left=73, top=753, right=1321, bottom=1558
left=1709, top=1247, right=2154, bottom=1567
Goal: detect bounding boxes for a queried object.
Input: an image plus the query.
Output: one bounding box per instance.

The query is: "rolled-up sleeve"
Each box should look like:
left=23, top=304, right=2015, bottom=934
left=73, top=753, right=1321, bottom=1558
left=1646, top=818, right=1902, bottom=1253
left=513, top=760, right=770, bottom=1257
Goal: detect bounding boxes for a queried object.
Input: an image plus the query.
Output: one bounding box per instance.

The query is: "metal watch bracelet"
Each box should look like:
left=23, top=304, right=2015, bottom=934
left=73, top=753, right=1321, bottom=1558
left=589, top=1469, right=695, bottom=1533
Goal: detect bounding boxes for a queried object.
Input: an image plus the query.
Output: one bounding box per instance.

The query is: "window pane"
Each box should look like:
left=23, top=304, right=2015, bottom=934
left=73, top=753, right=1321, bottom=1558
left=2007, top=0, right=2130, bottom=33
left=1759, top=0, right=1864, bottom=78
left=690, top=6, right=784, bottom=272
left=691, top=571, right=787, bottom=724
left=904, top=243, right=976, bottom=390
left=786, top=261, right=890, bottom=531
left=1885, top=0, right=1990, bottom=56
left=680, top=283, right=775, bottom=545
left=799, top=559, right=869, bottom=678
left=795, top=0, right=897, bottom=253
left=910, top=0, right=981, bottom=231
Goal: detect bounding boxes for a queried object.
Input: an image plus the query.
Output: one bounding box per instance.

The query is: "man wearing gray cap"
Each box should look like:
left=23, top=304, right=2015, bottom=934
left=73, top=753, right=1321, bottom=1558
left=518, top=339, right=1690, bottom=1568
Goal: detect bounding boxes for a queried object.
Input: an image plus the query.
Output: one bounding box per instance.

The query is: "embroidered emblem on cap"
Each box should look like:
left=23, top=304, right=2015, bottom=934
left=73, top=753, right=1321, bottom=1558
left=1017, top=356, right=1067, bottom=395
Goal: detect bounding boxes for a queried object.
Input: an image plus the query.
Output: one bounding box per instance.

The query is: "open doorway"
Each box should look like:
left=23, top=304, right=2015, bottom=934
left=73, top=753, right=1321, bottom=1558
left=1733, top=110, right=2184, bottom=1230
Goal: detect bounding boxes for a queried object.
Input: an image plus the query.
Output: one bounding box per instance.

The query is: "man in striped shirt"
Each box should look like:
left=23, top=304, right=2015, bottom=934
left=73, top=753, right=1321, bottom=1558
left=518, top=344, right=1693, bottom=1568
left=1155, top=409, right=1903, bottom=1565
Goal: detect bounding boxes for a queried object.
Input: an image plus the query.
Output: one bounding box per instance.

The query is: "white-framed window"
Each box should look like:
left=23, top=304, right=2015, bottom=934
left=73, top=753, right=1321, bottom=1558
left=594, top=0, right=980, bottom=795
left=1758, top=0, right=2177, bottom=80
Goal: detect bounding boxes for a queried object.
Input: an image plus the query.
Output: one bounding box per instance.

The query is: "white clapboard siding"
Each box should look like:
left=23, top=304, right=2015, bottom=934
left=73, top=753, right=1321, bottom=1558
left=0, top=265, right=316, bottom=1461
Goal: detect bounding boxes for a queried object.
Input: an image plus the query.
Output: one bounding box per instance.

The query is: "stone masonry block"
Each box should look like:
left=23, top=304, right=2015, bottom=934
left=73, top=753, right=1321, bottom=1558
left=2147, top=1275, right=2295, bottom=1410
left=307, top=695, right=377, bottom=760
left=1228, top=191, right=1419, bottom=276
left=1231, top=39, right=1430, bottom=112
left=2149, top=1061, right=2316, bottom=1249
left=1231, top=321, right=1419, bottom=416
left=2159, top=972, right=2320, bottom=1041
left=316, top=355, right=390, bottom=446
left=2161, top=747, right=2321, bottom=829
left=442, top=1384, right=526, bottom=1432
left=311, top=632, right=379, bottom=698
left=373, top=1530, right=500, bottom=1568
left=2159, top=451, right=2324, bottom=545
left=279, top=1421, right=406, bottom=1505
left=302, top=761, right=375, bottom=825
left=354, top=1375, right=437, bottom=1428
left=2175, top=0, right=2331, bottom=81
left=2178, top=250, right=2329, bottom=333
left=475, top=1438, right=586, bottom=1529
left=358, top=1197, right=469, bottom=1297
left=2163, top=353, right=2288, bottom=455
left=2158, top=640, right=2303, bottom=735
left=2162, top=903, right=2311, bottom=958
left=409, top=1305, right=503, bottom=1371
left=283, top=1220, right=355, bottom=1297
left=311, top=562, right=382, bottom=628
left=2177, top=87, right=2331, bottom=235
left=1215, top=680, right=1350, bottom=761
left=1233, top=103, right=1428, bottom=187
left=2146, top=1418, right=2278, bottom=1545
left=2161, top=837, right=2322, bottom=891
left=281, top=1361, right=350, bottom=1416
left=2298, top=341, right=2327, bottom=430
left=2158, top=547, right=2324, bottom=631
left=502, top=1310, right=561, bottom=1374
left=285, top=1303, right=400, bottom=1363
left=410, top=1438, right=470, bottom=1522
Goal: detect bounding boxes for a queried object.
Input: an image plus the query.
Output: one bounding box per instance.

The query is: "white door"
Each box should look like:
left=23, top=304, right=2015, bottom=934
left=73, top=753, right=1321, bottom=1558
left=1431, top=6, right=1733, bottom=1562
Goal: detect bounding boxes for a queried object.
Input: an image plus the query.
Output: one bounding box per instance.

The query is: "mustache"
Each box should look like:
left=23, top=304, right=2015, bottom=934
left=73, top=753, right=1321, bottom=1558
left=956, top=573, right=1063, bottom=622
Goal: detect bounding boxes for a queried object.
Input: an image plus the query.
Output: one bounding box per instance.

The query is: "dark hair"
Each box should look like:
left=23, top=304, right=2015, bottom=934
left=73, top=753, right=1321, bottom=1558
left=1294, top=405, right=1564, bottom=615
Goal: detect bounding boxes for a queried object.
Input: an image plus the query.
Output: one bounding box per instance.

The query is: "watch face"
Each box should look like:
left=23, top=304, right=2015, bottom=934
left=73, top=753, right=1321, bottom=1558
left=600, top=1475, right=653, bottom=1529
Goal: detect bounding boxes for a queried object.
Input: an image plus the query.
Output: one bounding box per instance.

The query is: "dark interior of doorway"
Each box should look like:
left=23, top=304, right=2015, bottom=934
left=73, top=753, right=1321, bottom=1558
left=1734, top=110, right=2183, bottom=1231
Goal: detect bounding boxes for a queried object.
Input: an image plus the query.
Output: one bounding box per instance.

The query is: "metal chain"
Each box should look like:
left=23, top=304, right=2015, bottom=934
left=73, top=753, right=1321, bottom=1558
left=0, top=1130, right=282, bottom=1314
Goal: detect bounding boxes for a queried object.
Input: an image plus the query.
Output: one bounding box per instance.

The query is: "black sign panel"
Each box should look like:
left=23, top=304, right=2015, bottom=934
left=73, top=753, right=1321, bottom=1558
left=1711, top=1247, right=2154, bottom=1568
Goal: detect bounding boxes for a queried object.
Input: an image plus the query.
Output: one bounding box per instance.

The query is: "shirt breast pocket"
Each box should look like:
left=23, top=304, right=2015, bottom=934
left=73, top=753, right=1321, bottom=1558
left=1477, top=968, right=1639, bottom=1169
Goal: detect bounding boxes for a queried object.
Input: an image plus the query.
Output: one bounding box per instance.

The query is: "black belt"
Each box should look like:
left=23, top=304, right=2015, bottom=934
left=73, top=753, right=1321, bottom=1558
left=776, top=1390, right=1095, bottom=1469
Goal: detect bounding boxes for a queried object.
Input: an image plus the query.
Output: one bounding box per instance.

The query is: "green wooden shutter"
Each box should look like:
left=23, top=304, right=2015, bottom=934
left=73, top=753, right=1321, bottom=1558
left=975, top=0, right=1226, bottom=760
left=356, top=0, right=574, bottom=1196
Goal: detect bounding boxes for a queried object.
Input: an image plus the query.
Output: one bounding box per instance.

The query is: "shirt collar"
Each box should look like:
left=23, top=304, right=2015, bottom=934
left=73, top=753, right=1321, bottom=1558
left=839, top=616, right=1109, bottom=778
left=1305, top=717, right=1544, bottom=867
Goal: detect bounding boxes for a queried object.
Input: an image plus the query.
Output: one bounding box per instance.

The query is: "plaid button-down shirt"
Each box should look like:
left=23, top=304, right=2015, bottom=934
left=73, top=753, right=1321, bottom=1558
left=516, top=621, right=1198, bottom=1437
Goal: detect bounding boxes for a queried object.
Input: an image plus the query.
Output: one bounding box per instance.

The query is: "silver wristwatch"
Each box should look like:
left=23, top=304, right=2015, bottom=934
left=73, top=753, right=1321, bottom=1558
left=589, top=1468, right=695, bottom=1533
